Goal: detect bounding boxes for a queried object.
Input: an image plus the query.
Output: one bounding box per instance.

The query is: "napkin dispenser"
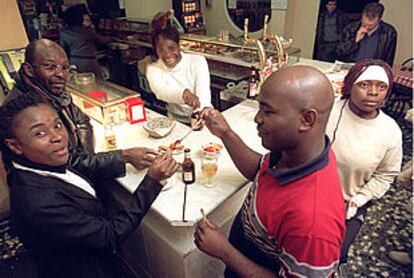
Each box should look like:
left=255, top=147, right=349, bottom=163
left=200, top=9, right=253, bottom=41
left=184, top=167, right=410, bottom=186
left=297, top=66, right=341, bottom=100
left=125, top=97, right=146, bottom=124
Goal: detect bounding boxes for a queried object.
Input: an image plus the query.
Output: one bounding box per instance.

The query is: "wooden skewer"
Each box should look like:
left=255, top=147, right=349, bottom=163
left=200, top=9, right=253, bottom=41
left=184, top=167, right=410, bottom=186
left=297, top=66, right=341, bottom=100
left=200, top=208, right=206, bottom=221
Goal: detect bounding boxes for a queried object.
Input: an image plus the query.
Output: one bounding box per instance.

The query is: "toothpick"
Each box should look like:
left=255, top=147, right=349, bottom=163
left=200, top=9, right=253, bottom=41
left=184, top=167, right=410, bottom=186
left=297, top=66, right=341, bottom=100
left=200, top=208, right=206, bottom=221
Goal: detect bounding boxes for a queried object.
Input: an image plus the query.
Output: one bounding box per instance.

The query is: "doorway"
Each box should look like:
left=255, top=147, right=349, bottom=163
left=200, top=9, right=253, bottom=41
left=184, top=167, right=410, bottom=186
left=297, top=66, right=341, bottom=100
left=312, top=0, right=379, bottom=60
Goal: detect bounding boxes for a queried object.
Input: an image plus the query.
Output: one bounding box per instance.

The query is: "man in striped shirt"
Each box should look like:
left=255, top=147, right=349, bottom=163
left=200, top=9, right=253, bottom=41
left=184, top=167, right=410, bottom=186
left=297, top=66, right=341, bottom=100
left=195, top=66, right=345, bottom=277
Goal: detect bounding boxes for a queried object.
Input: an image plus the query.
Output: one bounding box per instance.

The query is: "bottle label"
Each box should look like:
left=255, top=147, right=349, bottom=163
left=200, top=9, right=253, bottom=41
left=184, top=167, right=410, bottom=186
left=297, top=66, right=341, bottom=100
left=183, top=172, right=194, bottom=181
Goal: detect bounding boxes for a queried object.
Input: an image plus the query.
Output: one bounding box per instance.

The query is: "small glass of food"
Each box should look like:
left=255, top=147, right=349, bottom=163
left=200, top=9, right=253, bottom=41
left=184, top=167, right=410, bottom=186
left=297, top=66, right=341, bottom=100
left=202, top=142, right=223, bottom=159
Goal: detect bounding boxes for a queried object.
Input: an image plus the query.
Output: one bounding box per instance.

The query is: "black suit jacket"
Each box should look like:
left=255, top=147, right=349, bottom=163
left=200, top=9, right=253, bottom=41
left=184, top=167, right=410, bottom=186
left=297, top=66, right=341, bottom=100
left=9, top=152, right=162, bottom=278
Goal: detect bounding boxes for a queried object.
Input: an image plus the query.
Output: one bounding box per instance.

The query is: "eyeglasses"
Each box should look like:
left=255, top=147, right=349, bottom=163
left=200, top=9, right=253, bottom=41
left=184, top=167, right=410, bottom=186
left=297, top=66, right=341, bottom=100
left=31, top=63, right=71, bottom=72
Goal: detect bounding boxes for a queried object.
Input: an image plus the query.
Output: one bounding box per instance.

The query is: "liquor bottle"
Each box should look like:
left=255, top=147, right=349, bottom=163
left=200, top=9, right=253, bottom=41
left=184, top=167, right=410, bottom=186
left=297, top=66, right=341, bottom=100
left=263, top=57, right=273, bottom=79
left=182, top=148, right=195, bottom=184
left=247, top=66, right=258, bottom=99
left=104, top=115, right=117, bottom=150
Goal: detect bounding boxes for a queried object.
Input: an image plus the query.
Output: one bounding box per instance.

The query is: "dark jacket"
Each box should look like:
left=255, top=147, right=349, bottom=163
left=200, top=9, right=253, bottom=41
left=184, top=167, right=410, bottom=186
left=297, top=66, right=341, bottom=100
left=4, top=72, right=95, bottom=154
left=313, top=9, right=346, bottom=60
left=9, top=151, right=162, bottom=278
left=336, top=20, right=397, bottom=66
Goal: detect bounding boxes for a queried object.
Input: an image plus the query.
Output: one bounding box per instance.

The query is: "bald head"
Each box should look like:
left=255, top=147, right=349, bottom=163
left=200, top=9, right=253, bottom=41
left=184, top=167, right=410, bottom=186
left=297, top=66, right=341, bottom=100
left=261, top=65, right=334, bottom=127
left=254, top=66, right=334, bottom=163
left=25, top=39, right=67, bottom=64
left=22, top=39, right=70, bottom=95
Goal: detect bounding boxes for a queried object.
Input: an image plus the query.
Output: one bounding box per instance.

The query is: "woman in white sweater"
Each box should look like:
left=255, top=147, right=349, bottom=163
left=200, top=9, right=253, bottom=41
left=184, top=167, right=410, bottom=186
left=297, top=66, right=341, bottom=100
left=146, top=25, right=212, bottom=124
left=326, top=59, right=402, bottom=262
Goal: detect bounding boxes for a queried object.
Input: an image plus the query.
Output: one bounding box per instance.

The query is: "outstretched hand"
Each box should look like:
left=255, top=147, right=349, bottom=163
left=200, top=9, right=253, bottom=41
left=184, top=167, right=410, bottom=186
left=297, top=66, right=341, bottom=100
left=147, top=152, right=179, bottom=181
left=123, top=147, right=158, bottom=170
left=201, top=108, right=231, bottom=139
left=183, top=89, right=200, bottom=109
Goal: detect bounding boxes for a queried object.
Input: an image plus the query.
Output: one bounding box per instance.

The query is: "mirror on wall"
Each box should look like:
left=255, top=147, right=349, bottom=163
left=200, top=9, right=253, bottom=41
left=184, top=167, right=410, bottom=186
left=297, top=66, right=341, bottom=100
left=226, top=0, right=272, bottom=32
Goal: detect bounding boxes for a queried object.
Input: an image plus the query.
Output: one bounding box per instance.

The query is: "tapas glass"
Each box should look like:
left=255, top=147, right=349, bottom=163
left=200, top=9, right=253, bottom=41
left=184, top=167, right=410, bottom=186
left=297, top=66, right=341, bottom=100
left=201, top=154, right=218, bottom=188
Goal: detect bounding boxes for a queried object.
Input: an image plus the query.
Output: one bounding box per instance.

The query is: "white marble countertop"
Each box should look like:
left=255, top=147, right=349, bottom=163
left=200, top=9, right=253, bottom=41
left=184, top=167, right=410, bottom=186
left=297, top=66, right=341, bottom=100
left=92, top=100, right=265, bottom=225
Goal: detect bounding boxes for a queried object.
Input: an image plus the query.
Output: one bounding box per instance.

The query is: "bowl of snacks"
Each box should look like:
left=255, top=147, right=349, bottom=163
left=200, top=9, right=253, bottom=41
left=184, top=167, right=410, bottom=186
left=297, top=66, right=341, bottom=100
left=202, top=142, right=223, bottom=158
left=143, top=117, right=175, bottom=138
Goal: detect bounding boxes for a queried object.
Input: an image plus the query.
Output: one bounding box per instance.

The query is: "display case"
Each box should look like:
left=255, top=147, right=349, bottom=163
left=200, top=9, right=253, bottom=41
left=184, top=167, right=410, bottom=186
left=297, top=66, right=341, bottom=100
left=172, top=0, right=206, bottom=34
left=67, top=75, right=141, bottom=125
left=98, top=17, right=152, bottom=42
left=180, top=34, right=299, bottom=63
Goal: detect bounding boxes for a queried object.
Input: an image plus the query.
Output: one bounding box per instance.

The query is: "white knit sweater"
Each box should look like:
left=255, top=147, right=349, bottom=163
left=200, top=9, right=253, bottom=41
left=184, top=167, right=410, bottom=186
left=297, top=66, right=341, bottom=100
left=146, top=52, right=212, bottom=123
left=326, top=99, right=402, bottom=201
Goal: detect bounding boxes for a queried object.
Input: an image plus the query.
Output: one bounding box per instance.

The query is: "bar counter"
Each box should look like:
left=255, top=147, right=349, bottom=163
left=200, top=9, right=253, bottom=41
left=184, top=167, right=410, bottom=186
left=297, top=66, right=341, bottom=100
left=91, top=100, right=265, bottom=277
left=82, top=57, right=342, bottom=277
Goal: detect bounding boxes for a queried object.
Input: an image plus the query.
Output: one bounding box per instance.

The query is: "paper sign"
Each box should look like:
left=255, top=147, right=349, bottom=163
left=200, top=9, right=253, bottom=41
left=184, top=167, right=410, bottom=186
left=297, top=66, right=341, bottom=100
left=271, top=0, right=288, bottom=10
left=228, top=0, right=237, bottom=9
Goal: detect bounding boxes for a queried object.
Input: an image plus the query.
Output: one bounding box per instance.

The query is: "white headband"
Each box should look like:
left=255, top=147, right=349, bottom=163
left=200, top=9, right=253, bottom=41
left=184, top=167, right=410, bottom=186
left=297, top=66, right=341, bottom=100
left=354, top=65, right=389, bottom=86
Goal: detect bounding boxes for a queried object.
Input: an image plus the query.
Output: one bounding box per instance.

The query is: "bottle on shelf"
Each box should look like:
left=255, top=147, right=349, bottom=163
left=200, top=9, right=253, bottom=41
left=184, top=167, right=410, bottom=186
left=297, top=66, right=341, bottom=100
left=247, top=66, right=258, bottom=99
left=182, top=148, right=195, bottom=185
left=262, top=57, right=273, bottom=80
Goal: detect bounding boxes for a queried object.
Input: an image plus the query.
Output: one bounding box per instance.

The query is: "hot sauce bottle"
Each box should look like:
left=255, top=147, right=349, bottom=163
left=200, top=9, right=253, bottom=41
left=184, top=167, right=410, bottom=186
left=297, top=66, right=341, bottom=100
left=182, top=148, right=195, bottom=184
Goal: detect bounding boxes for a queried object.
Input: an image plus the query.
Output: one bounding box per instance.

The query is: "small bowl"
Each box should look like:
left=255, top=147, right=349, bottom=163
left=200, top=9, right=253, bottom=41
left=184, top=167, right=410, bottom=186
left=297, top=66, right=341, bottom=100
left=74, top=72, right=95, bottom=83
left=143, top=117, right=175, bottom=139
left=202, top=143, right=223, bottom=158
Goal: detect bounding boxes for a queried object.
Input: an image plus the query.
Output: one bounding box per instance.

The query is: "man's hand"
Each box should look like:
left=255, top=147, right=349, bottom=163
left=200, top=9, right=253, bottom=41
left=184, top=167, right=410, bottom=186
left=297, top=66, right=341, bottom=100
left=356, top=26, right=368, bottom=43
left=182, top=89, right=200, bottom=109
left=201, top=108, right=231, bottom=139
left=147, top=152, right=179, bottom=181
left=195, top=219, right=276, bottom=278
left=194, top=219, right=232, bottom=260
left=122, top=147, right=158, bottom=170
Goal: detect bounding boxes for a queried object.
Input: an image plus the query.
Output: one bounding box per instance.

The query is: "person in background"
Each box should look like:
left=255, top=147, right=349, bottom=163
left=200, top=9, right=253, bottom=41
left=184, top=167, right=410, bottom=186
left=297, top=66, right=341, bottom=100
left=314, top=0, right=346, bottom=62
left=146, top=22, right=212, bottom=124
left=336, top=3, right=397, bottom=66
left=195, top=66, right=345, bottom=277
left=326, top=59, right=402, bottom=262
left=3, top=39, right=158, bottom=169
left=0, top=94, right=179, bottom=278
left=60, top=4, right=112, bottom=79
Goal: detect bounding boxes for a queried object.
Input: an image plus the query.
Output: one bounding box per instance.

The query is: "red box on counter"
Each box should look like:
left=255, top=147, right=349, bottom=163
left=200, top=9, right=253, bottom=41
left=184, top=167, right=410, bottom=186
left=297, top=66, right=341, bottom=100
left=125, top=97, right=146, bottom=124
left=83, top=90, right=108, bottom=108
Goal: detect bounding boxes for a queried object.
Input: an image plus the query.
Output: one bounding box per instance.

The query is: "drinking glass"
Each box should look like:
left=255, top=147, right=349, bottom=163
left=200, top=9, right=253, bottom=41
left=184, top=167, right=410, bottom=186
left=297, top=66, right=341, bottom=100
left=201, top=154, right=218, bottom=188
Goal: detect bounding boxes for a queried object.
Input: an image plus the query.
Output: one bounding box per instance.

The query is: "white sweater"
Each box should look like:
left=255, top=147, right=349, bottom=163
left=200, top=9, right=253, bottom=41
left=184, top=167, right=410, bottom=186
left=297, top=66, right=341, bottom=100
left=326, top=99, right=402, bottom=201
left=146, top=52, right=212, bottom=123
